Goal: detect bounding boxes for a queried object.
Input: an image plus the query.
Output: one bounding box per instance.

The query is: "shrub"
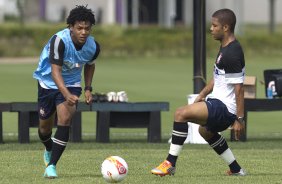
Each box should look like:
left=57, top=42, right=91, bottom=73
left=0, top=23, right=282, bottom=58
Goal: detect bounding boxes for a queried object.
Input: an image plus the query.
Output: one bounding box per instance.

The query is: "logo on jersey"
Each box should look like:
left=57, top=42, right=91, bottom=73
left=62, top=61, right=81, bottom=71
left=39, top=107, right=45, bottom=117
left=214, top=68, right=219, bottom=75
left=216, top=53, right=222, bottom=64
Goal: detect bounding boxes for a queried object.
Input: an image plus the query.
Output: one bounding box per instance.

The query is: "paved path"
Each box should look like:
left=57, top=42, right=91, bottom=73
left=0, top=57, right=38, bottom=64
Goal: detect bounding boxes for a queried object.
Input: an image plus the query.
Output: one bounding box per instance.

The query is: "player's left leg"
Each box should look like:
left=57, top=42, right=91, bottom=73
left=199, top=127, right=246, bottom=176
left=44, top=102, right=75, bottom=179
left=47, top=101, right=76, bottom=166
left=44, top=88, right=81, bottom=178
left=44, top=164, right=57, bottom=179
left=199, top=99, right=246, bottom=176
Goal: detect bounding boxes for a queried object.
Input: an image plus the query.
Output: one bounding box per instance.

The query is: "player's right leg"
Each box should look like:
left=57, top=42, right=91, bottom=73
left=38, top=115, right=55, bottom=166
left=151, top=121, right=189, bottom=176
left=37, top=83, right=57, bottom=167
left=151, top=160, right=176, bottom=176
left=151, top=102, right=208, bottom=176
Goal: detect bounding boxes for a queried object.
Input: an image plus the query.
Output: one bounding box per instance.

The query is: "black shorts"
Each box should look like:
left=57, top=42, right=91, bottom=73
left=204, top=98, right=236, bottom=133
left=37, top=83, right=82, bottom=120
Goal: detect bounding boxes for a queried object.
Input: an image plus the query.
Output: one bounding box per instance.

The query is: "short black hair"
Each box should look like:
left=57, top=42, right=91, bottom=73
left=212, top=9, right=236, bottom=33
left=66, top=5, right=95, bottom=27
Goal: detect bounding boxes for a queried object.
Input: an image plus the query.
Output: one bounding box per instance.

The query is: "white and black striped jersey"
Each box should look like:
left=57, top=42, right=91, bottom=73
left=212, top=40, right=245, bottom=114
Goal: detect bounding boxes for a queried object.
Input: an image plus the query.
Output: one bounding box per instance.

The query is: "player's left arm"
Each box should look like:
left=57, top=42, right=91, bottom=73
left=84, top=63, right=95, bottom=104
left=225, top=42, right=246, bottom=140
left=233, top=83, right=245, bottom=140
left=84, top=41, right=100, bottom=104
left=235, top=83, right=244, bottom=118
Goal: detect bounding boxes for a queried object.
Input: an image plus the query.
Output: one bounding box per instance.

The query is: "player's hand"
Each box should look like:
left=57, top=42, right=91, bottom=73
left=65, top=94, right=79, bottom=106
left=232, top=121, right=245, bottom=141
left=194, top=94, right=205, bottom=103
left=84, top=90, right=93, bottom=104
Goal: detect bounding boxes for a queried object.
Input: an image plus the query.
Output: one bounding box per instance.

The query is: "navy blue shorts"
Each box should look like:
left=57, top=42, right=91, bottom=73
left=204, top=98, right=236, bottom=133
left=37, top=83, right=82, bottom=120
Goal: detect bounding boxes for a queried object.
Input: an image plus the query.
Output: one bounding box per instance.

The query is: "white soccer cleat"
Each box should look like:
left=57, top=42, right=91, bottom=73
left=117, top=91, right=128, bottom=102
left=107, top=92, right=118, bottom=102
left=226, top=168, right=246, bottom=176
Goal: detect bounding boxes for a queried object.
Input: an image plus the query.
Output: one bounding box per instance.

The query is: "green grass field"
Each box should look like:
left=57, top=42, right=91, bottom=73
left=0, top=55, right=282, bottom=184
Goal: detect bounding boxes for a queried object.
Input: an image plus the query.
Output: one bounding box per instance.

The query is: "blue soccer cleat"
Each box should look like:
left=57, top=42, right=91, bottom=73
left=44, top=164, right=58, bottom=179
left=43, top=150, right=52, bottom=166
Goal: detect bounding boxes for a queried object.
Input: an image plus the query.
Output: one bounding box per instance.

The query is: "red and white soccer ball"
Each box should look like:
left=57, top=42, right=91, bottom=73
left=101, top=156, right=128, bottom=183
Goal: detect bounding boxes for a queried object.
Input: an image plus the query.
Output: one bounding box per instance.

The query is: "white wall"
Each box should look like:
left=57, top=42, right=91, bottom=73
left=46, top=0, right=115, bottom=24
left=1, top=0, right=282, bottom=25
left=205, top=0, right=281, bottom=24
left=0, top=0, right=18, bottom=22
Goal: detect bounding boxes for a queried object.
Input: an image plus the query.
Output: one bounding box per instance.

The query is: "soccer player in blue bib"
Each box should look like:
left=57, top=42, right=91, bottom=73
left=33, top=5, right=100, bottom=178
left=151, top=9, right=246, bottom=177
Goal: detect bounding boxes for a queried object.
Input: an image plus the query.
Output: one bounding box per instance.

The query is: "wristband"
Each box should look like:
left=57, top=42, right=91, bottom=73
left=84, top=86, right=93, bottom=92
left=236, top=116, right=245, bottom=124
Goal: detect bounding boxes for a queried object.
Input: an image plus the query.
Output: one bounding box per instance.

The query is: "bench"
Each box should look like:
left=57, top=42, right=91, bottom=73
left=230, top=98, right=282, bottom=141
left=9, top=102, right=89, bottom=143
left=91, top=102, right=169, bottom=143
left=0, top=103, right=11, bottom=143
left=3, top=102, right=169, bottom=143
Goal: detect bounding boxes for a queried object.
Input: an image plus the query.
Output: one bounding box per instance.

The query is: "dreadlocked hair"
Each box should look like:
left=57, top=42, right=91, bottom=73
left=66, top=5, right=95, bottom=27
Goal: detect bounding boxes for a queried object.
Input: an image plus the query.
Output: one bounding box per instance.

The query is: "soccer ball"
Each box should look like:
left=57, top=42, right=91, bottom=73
left=101, top=156, right=128, bottom=183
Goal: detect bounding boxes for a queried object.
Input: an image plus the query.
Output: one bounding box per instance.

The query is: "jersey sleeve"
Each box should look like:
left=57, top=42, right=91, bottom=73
left=49, top=35, right=65, bottom=66
left=224, top=44, right=245, bottom=84
left=87, top=41, right=100, bottom=65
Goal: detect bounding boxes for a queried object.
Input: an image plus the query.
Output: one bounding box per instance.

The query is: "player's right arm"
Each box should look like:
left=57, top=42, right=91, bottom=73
left=49, top=35, right=78, bottom=105
left=194, top=79, right=214, bottom=103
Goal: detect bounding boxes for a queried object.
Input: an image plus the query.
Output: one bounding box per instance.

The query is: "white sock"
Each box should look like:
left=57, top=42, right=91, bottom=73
left=169, top=143, right=183, bottom=156
left=220, top=148, right=235, bottom=165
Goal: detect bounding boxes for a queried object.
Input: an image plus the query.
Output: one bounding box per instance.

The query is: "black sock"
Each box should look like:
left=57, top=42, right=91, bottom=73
left=229, top=160, right=241, bottom=173
left=166, top=154, right=177, bottom=167
left=207, top=133, right=241, bottom=172
left=207, top=133, right=228, bottom=155
left=48, top=126, right=69, bottom=166
left=38, top=129, right=53, bottom=152
left=166, top=122, right=188, bottom=166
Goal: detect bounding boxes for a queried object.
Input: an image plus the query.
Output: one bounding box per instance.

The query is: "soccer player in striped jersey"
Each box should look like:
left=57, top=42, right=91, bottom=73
left=33, top=5, right=100, bottom=178
left=151, top=8, right=246, bottom=177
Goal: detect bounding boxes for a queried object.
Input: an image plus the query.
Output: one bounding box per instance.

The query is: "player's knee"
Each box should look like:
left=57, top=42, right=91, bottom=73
left=198, top=126, right=206, bottom=137
left=57, top=115, right=72, bottom=125
left=39, top=124, right=52, bottom=134
left=174, top=107, right=186, bottom=122
left=198, top=126, right=213, bottom=140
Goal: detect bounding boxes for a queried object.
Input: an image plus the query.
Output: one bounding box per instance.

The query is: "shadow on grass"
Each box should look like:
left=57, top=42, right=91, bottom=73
left=243, top=137, right=282, bottom=142
left=62, top=173, right=101, bottom=178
